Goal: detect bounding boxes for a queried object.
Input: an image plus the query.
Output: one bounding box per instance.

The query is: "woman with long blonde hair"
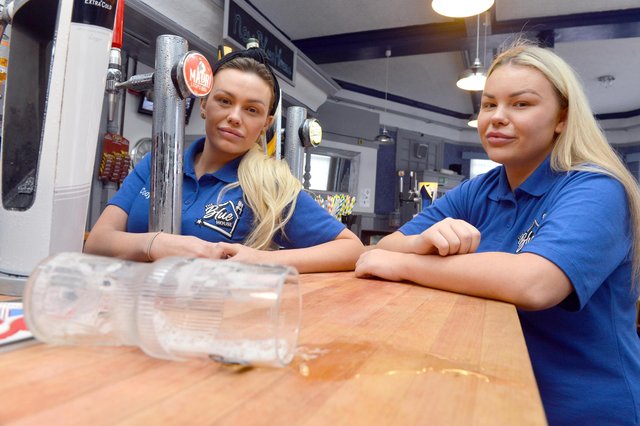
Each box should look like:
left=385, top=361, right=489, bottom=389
left=356, top=43, right=640, bottom=425
left=86, top=48, right=363, bottom=273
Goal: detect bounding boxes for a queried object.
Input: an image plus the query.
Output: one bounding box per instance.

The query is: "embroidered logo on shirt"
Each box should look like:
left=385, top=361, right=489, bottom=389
left=139, top=187, right=150, bottom=199
left=516, top=218, right=541, bottom=253
left=195, top=200, right=244, bottom=238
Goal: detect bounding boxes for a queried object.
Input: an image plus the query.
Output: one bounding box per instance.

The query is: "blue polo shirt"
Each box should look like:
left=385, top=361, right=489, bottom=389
left=401, top=157, right=640, bottom=426
left=109, top=138, right=345, bottom=248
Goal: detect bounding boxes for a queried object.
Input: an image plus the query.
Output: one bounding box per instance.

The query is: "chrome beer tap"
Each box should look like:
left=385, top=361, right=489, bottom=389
left=398, top=170, right=421, bottom=206
left=116, top=35, right=213, bottom=235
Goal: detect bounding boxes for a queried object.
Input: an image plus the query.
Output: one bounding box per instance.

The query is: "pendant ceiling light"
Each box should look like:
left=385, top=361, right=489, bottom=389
left=467, top=113, right=478, bottom=128
left=432, top=0, right=494, bottom=18
left=375, top=49, right=394, bottom=145
left=456, top=13, right=486, bottom=91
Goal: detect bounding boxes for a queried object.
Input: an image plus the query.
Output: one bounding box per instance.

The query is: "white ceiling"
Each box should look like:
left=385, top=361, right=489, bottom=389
left=251, top=0, right=640, bottom=120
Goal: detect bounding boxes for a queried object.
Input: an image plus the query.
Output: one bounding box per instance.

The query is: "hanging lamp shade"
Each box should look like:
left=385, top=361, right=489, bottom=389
left=432, top=0, right=494, bottom=18
left=375, top=126, right=394, bottom=144
left=467, top=113, right=478, bottom=128
left=376, top=49, right=395, bottom=145
left=456, top=59, right=486, bottom=91
left=456, top=13, right=486, bottom=91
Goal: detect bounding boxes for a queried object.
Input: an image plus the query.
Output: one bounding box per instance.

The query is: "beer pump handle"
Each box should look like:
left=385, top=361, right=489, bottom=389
left=112, top=0, right=125, bottom=49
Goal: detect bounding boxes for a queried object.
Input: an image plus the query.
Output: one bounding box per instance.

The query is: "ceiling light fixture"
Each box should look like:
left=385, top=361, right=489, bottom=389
left=456, top=13, right=486, bottom=91
left=375, top=49, right=394, bottom=145
left=467, top=113, right=478, bottom=128
left=432, top=0, right=494, bottom=18
left=597, top=74, right=615, bottom=88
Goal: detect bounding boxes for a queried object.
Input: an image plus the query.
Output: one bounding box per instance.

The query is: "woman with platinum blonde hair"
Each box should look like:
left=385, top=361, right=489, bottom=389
left=357, top=42, right=640, bottom=425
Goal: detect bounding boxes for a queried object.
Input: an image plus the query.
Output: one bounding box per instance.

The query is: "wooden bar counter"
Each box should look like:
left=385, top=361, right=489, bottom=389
left=0, top=272, right=546, bottom=425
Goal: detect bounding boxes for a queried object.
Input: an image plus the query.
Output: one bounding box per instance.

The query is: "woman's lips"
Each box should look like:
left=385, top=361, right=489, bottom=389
left=218, top=127, right=243, bottom=139
left=485, top=132, right=514, bottom=145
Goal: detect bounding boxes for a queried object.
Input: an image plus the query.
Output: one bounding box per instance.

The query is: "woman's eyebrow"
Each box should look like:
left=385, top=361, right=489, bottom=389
left=482, top=89, right=542, bottom=99
left=212, top=89, right=266, bottom=105
left=510, top=89, right=542, bottom=98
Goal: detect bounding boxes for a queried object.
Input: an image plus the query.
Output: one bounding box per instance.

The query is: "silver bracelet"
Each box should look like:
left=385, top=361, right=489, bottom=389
left=146, top=231, right=162, bottom=262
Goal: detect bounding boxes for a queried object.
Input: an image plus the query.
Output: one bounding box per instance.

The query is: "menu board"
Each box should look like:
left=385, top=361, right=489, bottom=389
left=223, top=0, right=297, bottom=85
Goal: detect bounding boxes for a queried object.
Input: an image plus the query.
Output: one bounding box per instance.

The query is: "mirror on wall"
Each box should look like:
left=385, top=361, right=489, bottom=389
left=303, top=146, right=359, bottom=195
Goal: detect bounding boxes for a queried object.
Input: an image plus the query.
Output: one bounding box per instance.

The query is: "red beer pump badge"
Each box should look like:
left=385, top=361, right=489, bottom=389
left=182, top=52, right=213, bottom=97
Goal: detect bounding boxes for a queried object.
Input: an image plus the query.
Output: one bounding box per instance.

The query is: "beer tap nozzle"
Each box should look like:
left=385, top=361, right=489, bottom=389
left=115, top=72, right=154, bottom=92
left=106, top=47, right=122, bottom=124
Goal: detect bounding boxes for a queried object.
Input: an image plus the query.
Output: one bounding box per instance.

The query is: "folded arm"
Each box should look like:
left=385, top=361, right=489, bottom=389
left=361, top=218, right=572, bottom=310
left=218, top=228, right=364, bottom=273
left=356, top=248, right=572, bottom=311
left=377, top=218, right=481, bottom=255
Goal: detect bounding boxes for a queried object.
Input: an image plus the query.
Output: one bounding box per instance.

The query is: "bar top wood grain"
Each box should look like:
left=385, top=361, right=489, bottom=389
left=0, top=272, right=547, bottom=425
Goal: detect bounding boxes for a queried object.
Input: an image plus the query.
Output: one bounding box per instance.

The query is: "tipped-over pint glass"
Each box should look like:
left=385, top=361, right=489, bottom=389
left=24, top=252, right=301, bottom=367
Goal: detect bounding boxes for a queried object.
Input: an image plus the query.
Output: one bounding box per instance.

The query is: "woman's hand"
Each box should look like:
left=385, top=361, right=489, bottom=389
left=148, top=233, right=227, bottom=261
left=216, top=242, right=273, bottom=264
left=355, top=249, right=407, bottom=282
left=411, top=218, right=480, bottom=256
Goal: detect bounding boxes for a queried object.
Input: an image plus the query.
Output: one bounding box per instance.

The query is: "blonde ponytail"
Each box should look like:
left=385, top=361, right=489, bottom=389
left=213, top=55, right=303, bottom=249
left=236, top=145, right=302, bottom=249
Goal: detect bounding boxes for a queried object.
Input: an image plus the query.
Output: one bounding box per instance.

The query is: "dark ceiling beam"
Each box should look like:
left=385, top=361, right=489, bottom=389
left=491, top=8, right=640, bottom=33
left=334, top=79, right=470, bottom=120
left=492, top=8, right=640, bottom=45
left=293, top=21, right=468, bottom=64
left=294, top=8, right=640, bottom=64
left=555, top=22, right=640, bottom=43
